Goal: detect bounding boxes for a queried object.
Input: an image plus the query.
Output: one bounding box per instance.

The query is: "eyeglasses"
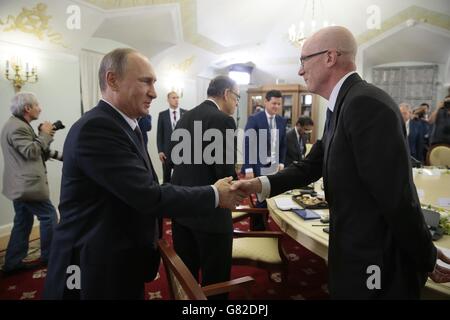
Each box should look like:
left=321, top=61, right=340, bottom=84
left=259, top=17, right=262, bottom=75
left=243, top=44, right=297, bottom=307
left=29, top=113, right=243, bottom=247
left=230, top=90, right=240, bottom=102
left=299, top=50, right=329, bottom=67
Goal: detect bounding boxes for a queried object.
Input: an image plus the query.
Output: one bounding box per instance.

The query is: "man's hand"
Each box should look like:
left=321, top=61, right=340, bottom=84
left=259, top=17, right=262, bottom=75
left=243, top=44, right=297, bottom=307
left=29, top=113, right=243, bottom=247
left=429, top=249, right=450, bottom=283
left=158, top=152, right=166, bottom=162
left=40, top=121, right=55, bottom=136
left=214, top=177, right=246, bottom=209
left=278, top=164, right=284, bottom=172
left=230, top=178, right=262, bottom=196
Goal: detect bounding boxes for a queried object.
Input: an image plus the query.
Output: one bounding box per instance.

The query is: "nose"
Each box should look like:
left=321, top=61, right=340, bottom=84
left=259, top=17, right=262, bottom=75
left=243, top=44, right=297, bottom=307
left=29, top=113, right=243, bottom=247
left=148, top=85, right=157, bottom=99
left=298, top=65, right=305, bottom=76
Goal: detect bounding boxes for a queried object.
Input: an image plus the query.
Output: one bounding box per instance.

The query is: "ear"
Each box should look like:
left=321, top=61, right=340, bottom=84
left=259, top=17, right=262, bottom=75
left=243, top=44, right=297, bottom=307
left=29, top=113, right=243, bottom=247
left=24, top=104, right=32, bottom=113
left=326, top=51, right=338, bottom=67
left=223, top=88, right=230, bottom=101
left=106, top=71, right=119, bottom=91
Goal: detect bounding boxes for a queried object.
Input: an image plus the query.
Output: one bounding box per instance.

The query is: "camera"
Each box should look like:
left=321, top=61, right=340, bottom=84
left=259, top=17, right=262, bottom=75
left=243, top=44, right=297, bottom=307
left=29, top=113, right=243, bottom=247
left=444, top=100, right=450, bottom=110
left=38, top=120, right=65, bottom=132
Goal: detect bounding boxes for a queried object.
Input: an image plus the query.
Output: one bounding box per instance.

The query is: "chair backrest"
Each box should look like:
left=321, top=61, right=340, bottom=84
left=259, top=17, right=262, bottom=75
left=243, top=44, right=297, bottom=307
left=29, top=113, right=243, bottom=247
left=427, top=144, right=450, bottom=166
left=158, top=239, right=207, bottom=300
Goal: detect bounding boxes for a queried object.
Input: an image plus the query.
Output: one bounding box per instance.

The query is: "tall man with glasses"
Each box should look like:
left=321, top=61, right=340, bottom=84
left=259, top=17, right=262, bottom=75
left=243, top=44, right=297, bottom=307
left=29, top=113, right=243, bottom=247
left=232, top=26, right=450, bottom=298
left=170, top=75, right=239, bottom=299
left=241, top=89, right=287, bottom=230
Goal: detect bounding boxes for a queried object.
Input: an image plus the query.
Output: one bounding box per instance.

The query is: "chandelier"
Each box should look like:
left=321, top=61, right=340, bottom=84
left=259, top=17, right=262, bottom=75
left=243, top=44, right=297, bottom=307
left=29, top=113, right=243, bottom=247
left=288, top=0, right=334, bottom=47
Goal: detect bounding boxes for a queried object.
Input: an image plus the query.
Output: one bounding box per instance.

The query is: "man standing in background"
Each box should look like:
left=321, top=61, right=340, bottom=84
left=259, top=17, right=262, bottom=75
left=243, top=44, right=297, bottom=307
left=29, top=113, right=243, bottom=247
left=1, top=92, right=57, bottom=274
left=157, top=92, right=187, bottom=183
left=285, top=116, right=314, bottom=166
left=171, top=75, right=239, bottom=299
left=241, top=89, right=287, bottom=230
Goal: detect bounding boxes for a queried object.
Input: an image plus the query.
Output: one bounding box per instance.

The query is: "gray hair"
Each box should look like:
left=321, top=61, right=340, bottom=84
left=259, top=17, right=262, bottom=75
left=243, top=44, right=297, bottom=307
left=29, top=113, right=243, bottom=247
left=399, top=102, right=412, bottom=111
left=10, top=92, right=38, bottom=116
left=98, top=48, right=138, bottom=92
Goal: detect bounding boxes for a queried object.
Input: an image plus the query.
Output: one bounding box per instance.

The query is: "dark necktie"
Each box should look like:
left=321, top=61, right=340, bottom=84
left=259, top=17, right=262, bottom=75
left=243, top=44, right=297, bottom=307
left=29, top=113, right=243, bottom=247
left=324, top=108, right=333, bottom=136
left=298, top=135, right=304, bottom=157
left=172, top=111, right=177, bottom=129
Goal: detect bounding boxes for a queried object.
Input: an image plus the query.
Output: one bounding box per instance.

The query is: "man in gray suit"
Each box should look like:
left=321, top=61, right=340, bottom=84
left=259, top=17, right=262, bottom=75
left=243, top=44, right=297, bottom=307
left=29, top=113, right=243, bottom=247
left=1, top=92, right=58, bottom=274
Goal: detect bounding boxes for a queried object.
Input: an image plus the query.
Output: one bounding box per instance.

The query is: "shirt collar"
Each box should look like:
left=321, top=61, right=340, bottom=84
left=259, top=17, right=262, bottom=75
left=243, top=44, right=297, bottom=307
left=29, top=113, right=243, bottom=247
left=265, top=110, right=275, bottom=120
left=206, top=98, right=220, bottom=110
left=101, top=98, right=138, bottom=130
left=169, top=106, right=180, bottom=113
left=327, top=71, right=357, bottom=112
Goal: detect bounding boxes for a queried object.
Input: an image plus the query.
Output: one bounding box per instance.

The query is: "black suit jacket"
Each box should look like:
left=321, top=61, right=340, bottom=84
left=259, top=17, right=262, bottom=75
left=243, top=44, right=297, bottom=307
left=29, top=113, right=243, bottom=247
left=157, top=108, right=187, bottom=156
left=285, top=128, right=307, bottom=166
left=171, top=100, right=237, bottom=234
left=267, top=74, right=436, bottom=299
left=43, top=100, right=215, bottom=299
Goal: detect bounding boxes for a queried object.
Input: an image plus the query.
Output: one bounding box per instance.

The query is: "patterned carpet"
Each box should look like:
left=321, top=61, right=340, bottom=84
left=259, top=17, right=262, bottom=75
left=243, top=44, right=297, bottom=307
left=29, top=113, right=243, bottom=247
left=0, top=217, right=329, bottom=300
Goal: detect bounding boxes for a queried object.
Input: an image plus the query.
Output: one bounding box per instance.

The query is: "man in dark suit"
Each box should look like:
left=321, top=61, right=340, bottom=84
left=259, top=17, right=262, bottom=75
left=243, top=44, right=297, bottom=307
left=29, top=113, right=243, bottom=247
left=43, top=48, right=242, bottom=300
left=157, top=92, right=187, bottom=183
left=241, top=90, right=287, bottom=230
left=285, top=116, right=314, bottom=166
left=242, top=90, right=287, bottom=178
left=232, top=26, right=450, bottom=299
left=399, top=103, right=425, bottom=163
left=170, top=75, right=239, bottom=299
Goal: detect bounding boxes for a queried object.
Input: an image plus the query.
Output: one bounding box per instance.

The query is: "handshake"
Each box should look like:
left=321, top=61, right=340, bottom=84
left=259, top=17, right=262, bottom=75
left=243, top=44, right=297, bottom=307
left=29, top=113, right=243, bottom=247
left=213, top=177, right=263, bottom=210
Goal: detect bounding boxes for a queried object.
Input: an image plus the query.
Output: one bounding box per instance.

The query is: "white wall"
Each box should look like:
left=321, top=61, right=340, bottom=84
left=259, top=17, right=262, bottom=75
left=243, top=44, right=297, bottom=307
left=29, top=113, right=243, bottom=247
left=0, top=41, right=81, bottom=232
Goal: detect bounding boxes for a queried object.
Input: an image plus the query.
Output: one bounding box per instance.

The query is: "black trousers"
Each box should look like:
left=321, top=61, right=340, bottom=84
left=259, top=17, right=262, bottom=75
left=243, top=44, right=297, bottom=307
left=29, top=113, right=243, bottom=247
left=162, top=160, right=172, bottom=183
left=172, top=220, right=233, bottom=300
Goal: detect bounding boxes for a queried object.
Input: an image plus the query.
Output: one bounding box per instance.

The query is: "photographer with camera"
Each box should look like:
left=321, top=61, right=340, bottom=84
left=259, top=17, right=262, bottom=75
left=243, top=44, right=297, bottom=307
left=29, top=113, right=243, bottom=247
left=429, top=96, right=450, bottom=146
left=1, top=92, right=59, bottom=274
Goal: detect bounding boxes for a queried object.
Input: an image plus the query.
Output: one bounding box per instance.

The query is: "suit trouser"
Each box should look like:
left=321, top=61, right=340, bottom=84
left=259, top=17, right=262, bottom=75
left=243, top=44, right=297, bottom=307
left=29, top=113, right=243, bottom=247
left=172, top=220, right=233, bottom=300
left=3, top=199, right=57, bottom=270
left=162, top=160, right=172, bottom=183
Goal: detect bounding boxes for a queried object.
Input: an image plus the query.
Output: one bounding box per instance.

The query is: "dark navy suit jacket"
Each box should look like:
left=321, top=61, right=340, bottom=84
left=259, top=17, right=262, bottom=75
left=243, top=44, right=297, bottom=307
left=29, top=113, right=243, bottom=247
left=241, top=110, right=287, bottom=176
left=157, top=108, right=187, bottom=156
left=43, top=100, right=215, bottom=299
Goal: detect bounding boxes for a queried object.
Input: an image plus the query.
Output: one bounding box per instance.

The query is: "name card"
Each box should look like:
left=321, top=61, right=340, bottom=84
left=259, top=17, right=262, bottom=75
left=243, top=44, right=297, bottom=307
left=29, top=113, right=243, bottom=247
left=437, top=198, right=450, bottom=208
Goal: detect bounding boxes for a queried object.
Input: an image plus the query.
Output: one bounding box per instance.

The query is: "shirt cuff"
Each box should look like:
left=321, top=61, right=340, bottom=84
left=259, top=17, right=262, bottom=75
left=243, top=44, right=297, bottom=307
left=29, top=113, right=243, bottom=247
left=245, top=168, right=253, bottom=174
left=256, top=176, right=271, bottom=202
left=211, top=185, right=219, bottom=208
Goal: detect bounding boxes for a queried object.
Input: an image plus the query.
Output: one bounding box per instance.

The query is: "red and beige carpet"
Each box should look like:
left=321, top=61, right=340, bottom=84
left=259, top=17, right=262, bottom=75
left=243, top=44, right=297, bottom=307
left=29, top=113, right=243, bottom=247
left=0, top=217, right=329, bottom=300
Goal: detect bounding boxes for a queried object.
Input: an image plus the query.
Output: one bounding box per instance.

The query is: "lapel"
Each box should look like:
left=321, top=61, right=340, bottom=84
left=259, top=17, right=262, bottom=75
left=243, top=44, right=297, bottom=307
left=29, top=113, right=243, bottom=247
left=323, top=73, right=363, bottom=173
left=99, top=100, right=155, bottom=176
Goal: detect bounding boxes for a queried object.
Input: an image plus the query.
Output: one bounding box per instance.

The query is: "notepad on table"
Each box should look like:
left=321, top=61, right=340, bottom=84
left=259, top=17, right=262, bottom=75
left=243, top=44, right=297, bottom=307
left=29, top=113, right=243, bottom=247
left=274, top=197, right=301, bottom=210
left=292, top=208, right=321, bottom=220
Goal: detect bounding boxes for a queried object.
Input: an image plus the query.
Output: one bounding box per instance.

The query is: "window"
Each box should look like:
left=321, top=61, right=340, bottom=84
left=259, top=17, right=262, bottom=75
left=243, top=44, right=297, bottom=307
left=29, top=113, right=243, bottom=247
left=372, top=65, right=438, bottom=109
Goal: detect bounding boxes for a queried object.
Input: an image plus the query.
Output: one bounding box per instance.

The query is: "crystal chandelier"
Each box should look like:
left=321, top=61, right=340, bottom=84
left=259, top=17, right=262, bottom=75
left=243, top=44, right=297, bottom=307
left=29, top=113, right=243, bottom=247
left=288, top=0, right=334, bottom=47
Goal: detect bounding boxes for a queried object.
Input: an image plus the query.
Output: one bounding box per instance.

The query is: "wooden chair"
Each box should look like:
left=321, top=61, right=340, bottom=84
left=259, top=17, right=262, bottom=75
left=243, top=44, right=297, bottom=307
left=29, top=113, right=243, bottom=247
left=231, top=204, right=290, bottom=283
left=426, top=144, right=450, bottom=167
left=158, top=239, right=255, bottom=300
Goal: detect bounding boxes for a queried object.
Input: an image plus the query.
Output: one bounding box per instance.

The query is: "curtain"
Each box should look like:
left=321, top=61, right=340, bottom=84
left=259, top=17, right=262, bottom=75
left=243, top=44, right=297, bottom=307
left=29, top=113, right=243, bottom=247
left=80, top=50, right=104, bottom=113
